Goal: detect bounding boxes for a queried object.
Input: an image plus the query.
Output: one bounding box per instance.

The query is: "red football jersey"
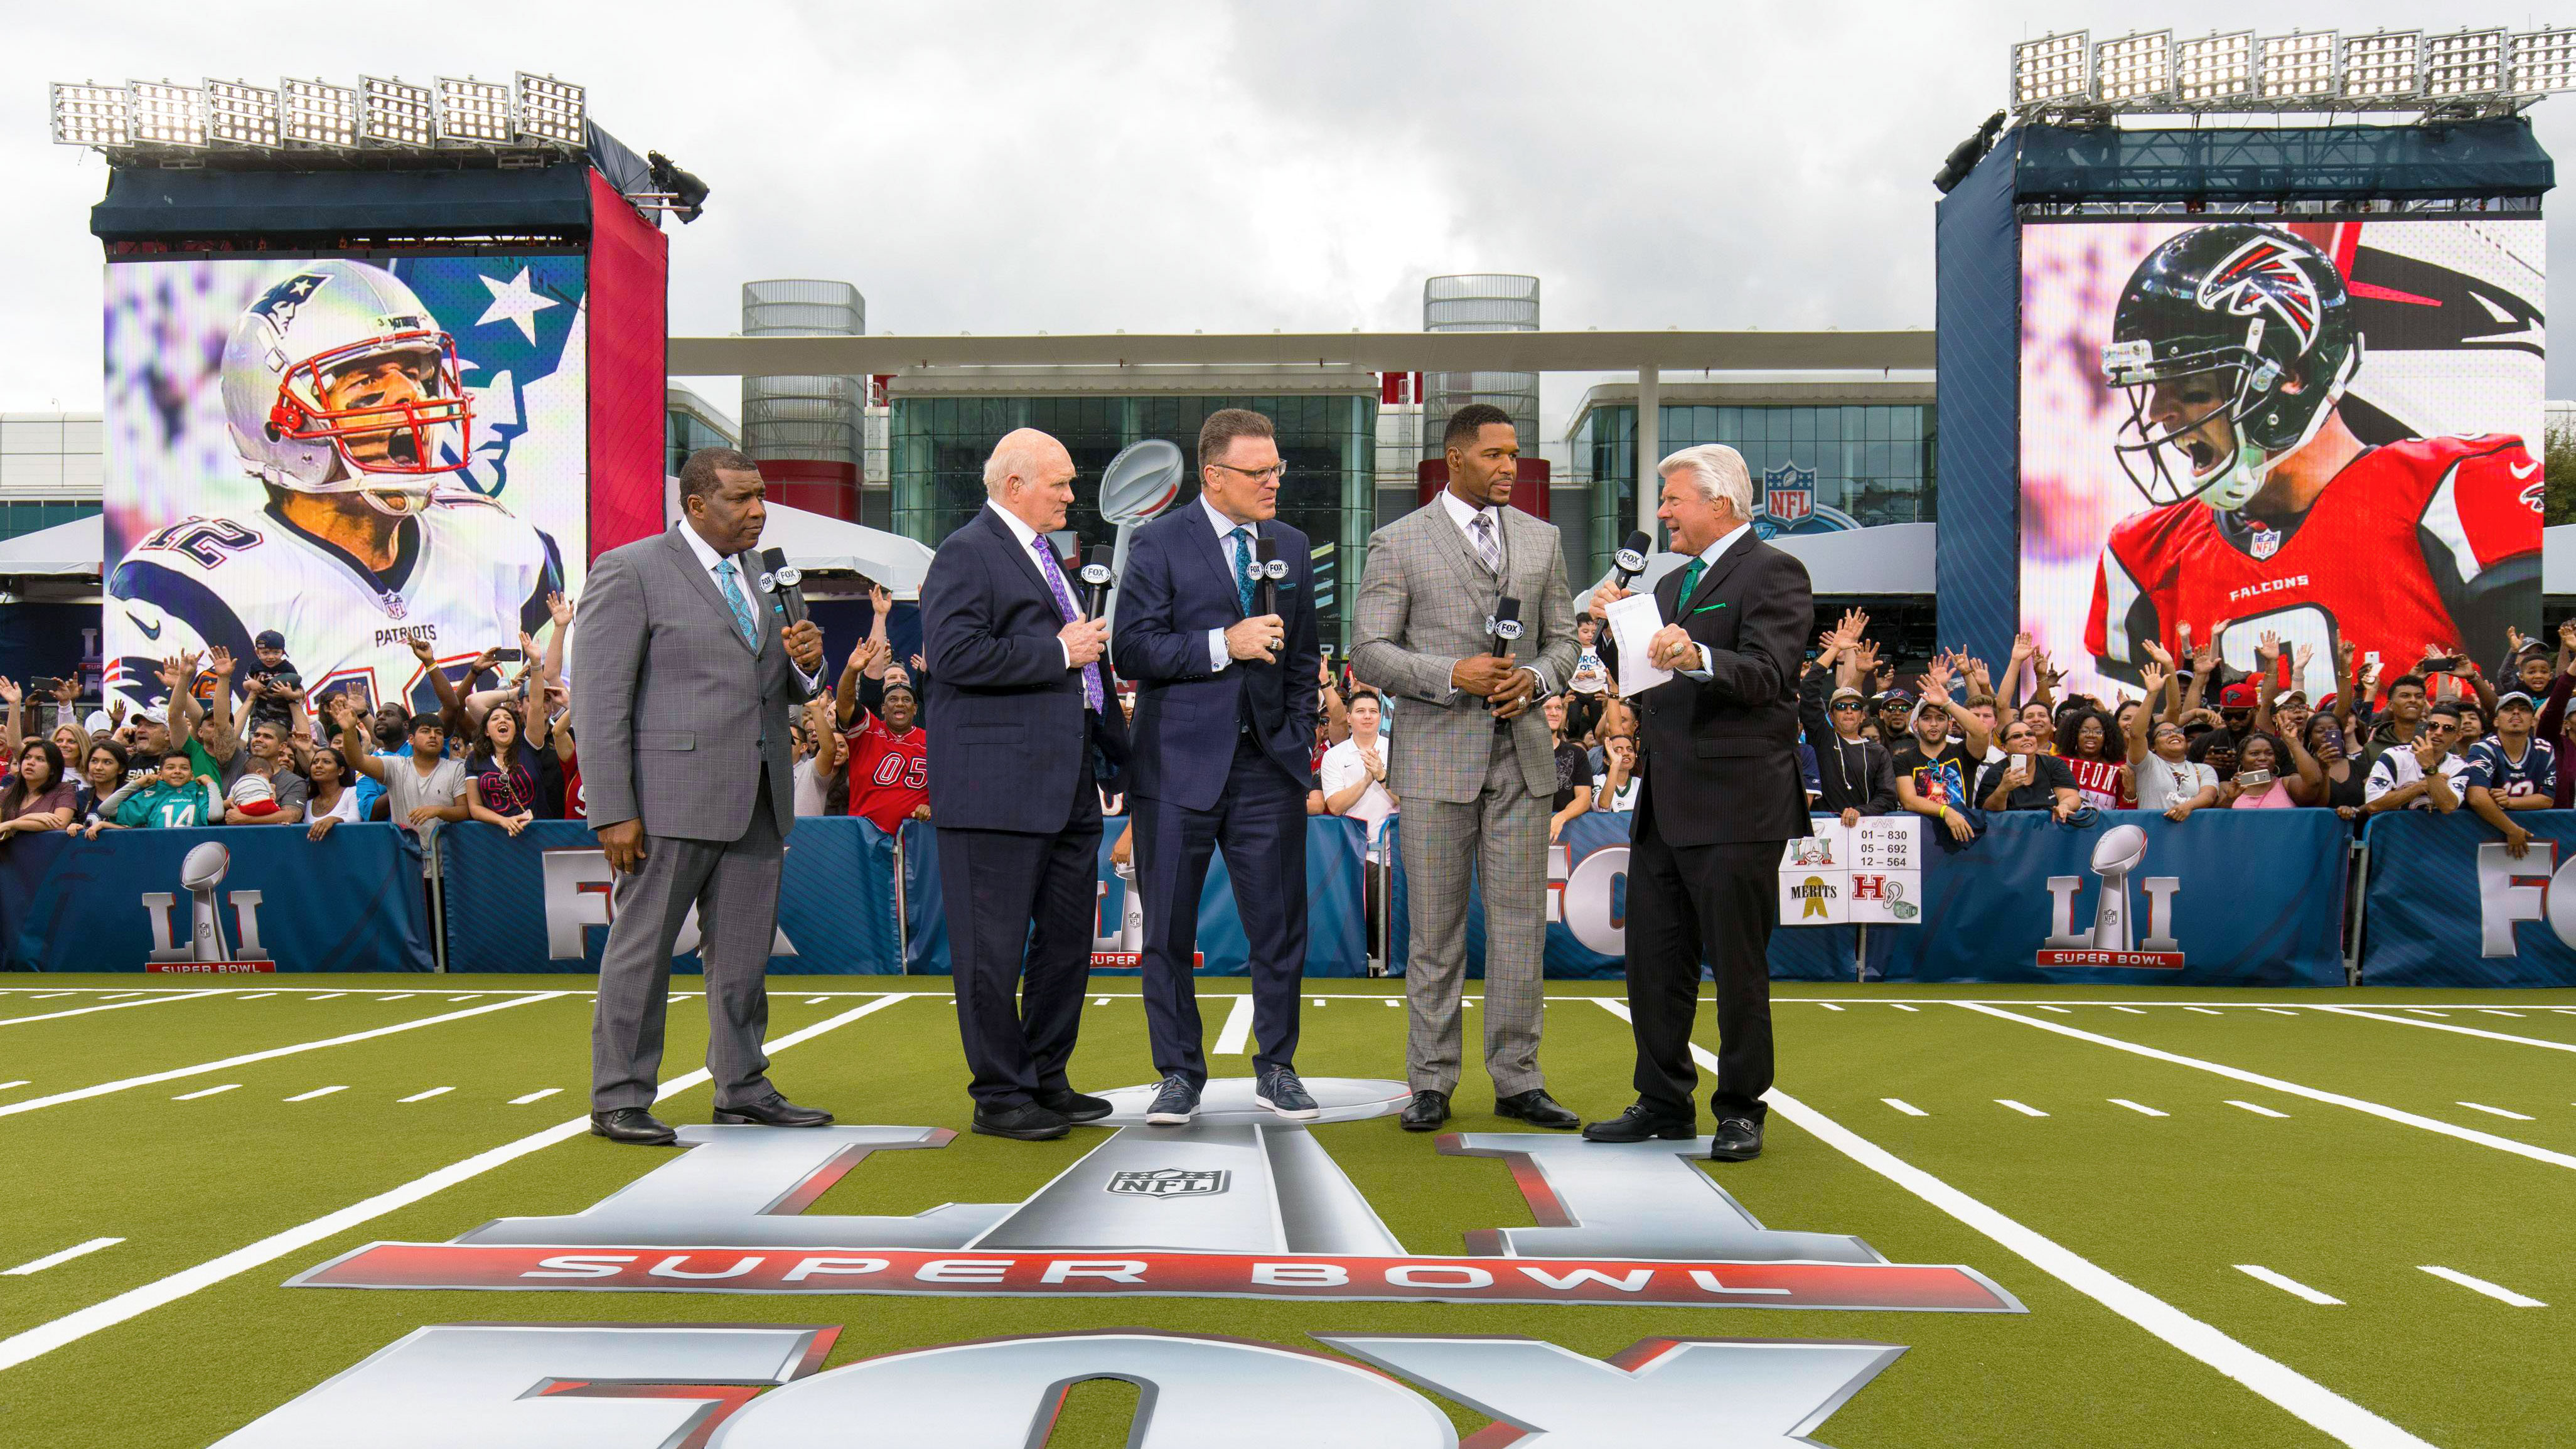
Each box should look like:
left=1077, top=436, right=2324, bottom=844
left=845, top=713, right=929, bottom=831
left=2086, top=434, right=2540, bottom=690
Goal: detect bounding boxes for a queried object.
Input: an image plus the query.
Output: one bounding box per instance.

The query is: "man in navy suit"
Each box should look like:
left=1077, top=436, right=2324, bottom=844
left=921, top=427, right=1131, bottom=1142
left=1112, top=409, right=1323, bottom=1125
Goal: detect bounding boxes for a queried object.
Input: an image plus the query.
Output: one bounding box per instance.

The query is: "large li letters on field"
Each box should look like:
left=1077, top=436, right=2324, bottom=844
left=213, top=1325, right=1904, bottom=1448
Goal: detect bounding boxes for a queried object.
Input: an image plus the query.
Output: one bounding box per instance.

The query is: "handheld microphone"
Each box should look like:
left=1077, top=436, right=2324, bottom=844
left=1612, top=530, right=1652, bottom=588
left=1255, top=537, right=1280, bottom=620
left=1078, top=545, right=1114, bottom=621
left=1486, top=596, right=1523, bottom=658
left=755, top=547, right=809, bottom=628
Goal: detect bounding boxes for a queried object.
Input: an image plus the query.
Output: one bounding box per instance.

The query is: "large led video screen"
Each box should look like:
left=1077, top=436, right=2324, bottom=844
left=102, top=255, right=588, bottom=717
left=2020, top=218, right=2542, bottom=702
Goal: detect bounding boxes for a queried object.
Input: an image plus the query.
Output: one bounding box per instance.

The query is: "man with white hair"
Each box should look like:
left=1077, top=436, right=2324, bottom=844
left=920, top=427, right=1129, bottom=1142
left=1587, top=444, right=1813, bottom=1163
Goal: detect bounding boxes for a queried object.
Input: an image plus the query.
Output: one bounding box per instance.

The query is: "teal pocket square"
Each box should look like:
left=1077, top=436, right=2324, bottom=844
left=1692, top=601, right=1727, bottom=615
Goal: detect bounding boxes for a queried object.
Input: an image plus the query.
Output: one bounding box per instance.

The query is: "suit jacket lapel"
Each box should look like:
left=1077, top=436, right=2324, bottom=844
left=987, top=506, right=1058, bottom=613
left=1193, top=511, right=1249, bottom=621
left=1420, top=498, right=1494, bottom=596
left=667, top=528, right=758, bottom=656
left=1677, top=532, right=1756, bottom=619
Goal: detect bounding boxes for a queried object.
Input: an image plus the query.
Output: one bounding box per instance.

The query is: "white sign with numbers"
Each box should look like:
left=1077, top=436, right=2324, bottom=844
left=1847, top=816, right=1924, bottom=925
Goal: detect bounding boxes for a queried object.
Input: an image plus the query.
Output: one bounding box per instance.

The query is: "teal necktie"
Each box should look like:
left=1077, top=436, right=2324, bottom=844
left=1677, top=555, right=1707, bottom=606
left=1231, top=527, right=1257, bottom=616
left=714, top=559, right=758, bottom=646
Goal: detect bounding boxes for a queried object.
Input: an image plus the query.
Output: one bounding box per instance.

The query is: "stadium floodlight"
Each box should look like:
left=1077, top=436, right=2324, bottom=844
left=2012, top=31, right=2091, bottom=109
left=49, top=82, right=129, bottom=148
left=203, top=79, right=279, bottom=148
left=357, top=75, right=434, bottom=147
left=280, top=77, right=357, bottom=147
left=2095, top=31, right=2175, bottom=105
left=434, top=75, right=512, bottom=145
left=512, top=73, right=585, bottom=148
left=2423, top=28, right=2508, bottom=99
left=2510, top=28, right=2576, bottom=94
left=2258, top=31, right=2339, bottom=100
left=127, top=80, right=205, bottom=147
left=2175, top=31, right=2257, bottom=105
left=2341, top=30, right=2423, bottom=100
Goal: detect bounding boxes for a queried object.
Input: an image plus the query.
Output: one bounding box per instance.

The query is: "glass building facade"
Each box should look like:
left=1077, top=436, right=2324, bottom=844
left=890, top=390, right=1378, bottom=650
left=1572, top=398, right=1936, bottom=579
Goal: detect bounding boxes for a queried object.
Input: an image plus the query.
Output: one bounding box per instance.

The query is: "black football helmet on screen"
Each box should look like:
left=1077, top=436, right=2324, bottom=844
left=2100, top=223, right=2360, bottom=512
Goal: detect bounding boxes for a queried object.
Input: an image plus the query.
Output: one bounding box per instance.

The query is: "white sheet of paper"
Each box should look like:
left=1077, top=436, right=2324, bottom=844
left=1604, top=592, right=1672, bottom=695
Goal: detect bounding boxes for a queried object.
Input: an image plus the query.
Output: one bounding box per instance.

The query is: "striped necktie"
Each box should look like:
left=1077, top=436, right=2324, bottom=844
left=713, top=559, right=758, bottom=646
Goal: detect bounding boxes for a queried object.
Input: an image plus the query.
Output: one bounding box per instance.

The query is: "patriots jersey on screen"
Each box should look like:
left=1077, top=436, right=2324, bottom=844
left=2086, top=435, right=2541, bottom=689
left=104, top=491, right=562, bottom=717
left=2458, top=737, right=2557, bottom=801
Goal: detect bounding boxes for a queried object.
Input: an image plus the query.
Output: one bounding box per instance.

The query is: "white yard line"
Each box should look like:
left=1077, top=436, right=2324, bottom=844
left=308, top=993, right=345, bottom=1002
left=508, top=1089, right=562, bottom=1105
left=0, top=1081, right=26, bottom=1091
left=2476, top=1009, right=2525, bottom=1017
left=378, top=994, right=414, bottom=1002
left=1996, top=1098, right=2049, bottom=1117
left=2, top=1239, right=123, bottom=1277
left=0, top=994, right=908, bottom=1374
left=238, top=993, right=275, bottom=1000
left=2110, top=1099, right=2169, bottom=1117
left=1818, top=1003, right=1846, bottom=1012
left=1960, top=1003, right=2576, bottom=1174
left=2419, top=1266, right=2546, bottom=1308
left=0, top=990, right=225, bottom=1029
left=1591, top=998, right=2439, bottom=1449
left=1881, top=1098, right=1928, bottom=1116
left=2185, top=1007, right=2223, bottom=1015
left=2236, top=1265, right=2343, bottom=1306
left=2226, top=1101, right=2290, bottom=1118
left=1891, top=1004, right=1919, bottom=1012
left=2034, top=1005, right=2071, bottom=1014
left=2258, top=1008, right=2300, bottom=1016
left=0, top=993, right=571, bottom=1121
left=2455, top=1102, right=2535, bottom=1121
left=282, top=1086, right=346, bottom=1103
left=2316, top=1005, right=2576, bottom=1057
left=1212, top=995, right=1255, bottom=1054
left=2110, top=1006, right=2148, bottom=1014
left=397, top=1087, right=453, bottom=1103
left=171, top=1084, right=239, bottom=1101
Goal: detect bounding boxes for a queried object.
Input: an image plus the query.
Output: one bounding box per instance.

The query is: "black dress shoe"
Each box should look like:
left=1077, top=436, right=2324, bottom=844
left=1580, top=1103, right=1696, bottom=1143
left=1707, top=1115, right=1764, bottom=1161
left=714, top=1093, right=834, bottom=1128
left=1398, top=1089, right=1449, bottom=1132
left=1034, top=1088, right=1114, bottom=1123
left=973, top=1101, right=1071, bottom=1141
left=1495, top=1089, right=1580, bottom=1129
left=590, top=1107, right=677, bottom=1145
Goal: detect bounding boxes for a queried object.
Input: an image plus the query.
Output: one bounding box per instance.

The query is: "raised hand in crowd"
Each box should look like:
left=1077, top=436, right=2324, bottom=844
left=548, top=590, right=575, bottom=631
left=1842, top=638, right=1881, bottom=690
left=2558, top=619, right=2576, bottom=674
left=0, top=676, right=21, bottom=707
left=869, top=582, right=894, bottom=618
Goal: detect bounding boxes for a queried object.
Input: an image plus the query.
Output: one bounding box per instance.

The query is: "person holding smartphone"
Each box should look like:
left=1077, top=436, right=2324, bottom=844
left=1975, top=718, right=2081, bottom=820
left=2218, top=732, right=2317, bottom=809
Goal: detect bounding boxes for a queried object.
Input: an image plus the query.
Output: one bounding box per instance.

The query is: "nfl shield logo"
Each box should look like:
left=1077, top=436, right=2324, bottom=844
left=2248, top=527, right=2282, bottom=560
left=1107, top=1168, right=1230, bottom=1199
left=1763, top=461, right=1816, bottom=525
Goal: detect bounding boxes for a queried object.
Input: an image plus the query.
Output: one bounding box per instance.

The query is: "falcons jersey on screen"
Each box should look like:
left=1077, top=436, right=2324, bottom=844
left=845, top=712, right=930, bottom=831
left=104, top=492, right=562, bottom=717
left=2086, top=435, right=2541, bottom=689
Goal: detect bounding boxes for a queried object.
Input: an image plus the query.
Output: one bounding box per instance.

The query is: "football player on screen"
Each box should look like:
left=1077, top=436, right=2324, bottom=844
left=104, top=259, right=562, bottom=719
left=2083, top=223, right=2540, bottom=694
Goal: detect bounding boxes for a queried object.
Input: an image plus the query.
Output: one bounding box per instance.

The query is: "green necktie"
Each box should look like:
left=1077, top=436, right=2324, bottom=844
left=1677, top=556, right=1706, bottom=606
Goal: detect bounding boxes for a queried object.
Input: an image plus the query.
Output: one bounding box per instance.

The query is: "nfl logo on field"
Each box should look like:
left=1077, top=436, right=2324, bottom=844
left=1763, top=461, right=1816, bottom=525
left=1107, top=1168, right=1230, bottom=1198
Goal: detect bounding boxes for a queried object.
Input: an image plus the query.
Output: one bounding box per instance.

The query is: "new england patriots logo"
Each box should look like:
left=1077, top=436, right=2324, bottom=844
left=2196, top=238, right=2324, bottom=351
left=247, top=272, right=331, bottom=331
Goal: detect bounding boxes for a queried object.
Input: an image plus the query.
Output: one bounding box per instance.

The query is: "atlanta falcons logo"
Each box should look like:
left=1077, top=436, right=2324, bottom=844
left=2196, top=237, right=2323, bottom=351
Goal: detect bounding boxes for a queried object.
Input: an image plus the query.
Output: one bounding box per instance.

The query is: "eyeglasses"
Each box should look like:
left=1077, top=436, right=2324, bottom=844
left=1208, top=461, right=1288, bottom=483
left=1831, top=702, right=1864, bottom=712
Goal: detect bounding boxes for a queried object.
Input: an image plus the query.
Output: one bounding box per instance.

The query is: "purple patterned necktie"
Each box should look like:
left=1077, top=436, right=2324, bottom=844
left=1033, top=538, right=1105, bottom=712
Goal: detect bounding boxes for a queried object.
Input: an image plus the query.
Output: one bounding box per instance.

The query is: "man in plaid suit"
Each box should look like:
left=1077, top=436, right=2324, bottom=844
left=1351, top=404, right=1580, bottom=1133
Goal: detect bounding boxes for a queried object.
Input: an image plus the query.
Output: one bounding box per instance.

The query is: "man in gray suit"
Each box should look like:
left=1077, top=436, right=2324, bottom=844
left=1351, top=404, right=1582, bottom=1133
left=573, top=447, right=831, bottom=1146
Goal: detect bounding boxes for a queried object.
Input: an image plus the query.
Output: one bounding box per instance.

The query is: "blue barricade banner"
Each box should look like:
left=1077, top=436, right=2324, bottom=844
left=0, top=823, right=431, bottom=973
left=1879, top=809, right=2347, bottom=986
left=437, top=816, right=900, bottom=975
left=2359, top=809, right=2576, bottom=988
left=1058, top=814, right=1369, bottom=978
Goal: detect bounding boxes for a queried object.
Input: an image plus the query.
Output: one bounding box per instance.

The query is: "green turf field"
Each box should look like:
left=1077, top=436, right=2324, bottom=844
left=4, top=975, right=2575, bottom=1446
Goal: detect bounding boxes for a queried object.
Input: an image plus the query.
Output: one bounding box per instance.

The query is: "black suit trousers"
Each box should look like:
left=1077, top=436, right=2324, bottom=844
left=1623, top=812, right=1779, bottom=1123
left=936, top=751, right=1102, bottom=1109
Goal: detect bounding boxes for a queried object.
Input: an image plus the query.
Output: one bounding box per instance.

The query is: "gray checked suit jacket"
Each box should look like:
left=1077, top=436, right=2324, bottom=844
left=1350, top=499, right=1577, bottom=805
left=571, top=523, right=820, bottom=843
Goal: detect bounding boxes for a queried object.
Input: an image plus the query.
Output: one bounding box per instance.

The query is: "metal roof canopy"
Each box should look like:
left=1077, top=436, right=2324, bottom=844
left=667, top=329, right=1935, bottom=377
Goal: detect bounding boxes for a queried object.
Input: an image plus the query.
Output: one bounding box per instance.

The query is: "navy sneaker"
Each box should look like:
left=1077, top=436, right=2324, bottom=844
left=1145, top=1074, right=1200, bottom=1126
left=1255, top=1066, right=1320, bottom=1121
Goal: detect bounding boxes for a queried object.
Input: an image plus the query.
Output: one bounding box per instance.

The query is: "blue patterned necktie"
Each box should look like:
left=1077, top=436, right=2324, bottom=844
left=1230, top=526, right=1257, bottom=616
left=713, top=559, right=758, bottom=646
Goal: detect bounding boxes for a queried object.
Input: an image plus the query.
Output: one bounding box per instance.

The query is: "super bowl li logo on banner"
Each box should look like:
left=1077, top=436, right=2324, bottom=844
left=2039, top=822, right=2184, bottom=970
left=233, top=1081, right=2026, bottom=1444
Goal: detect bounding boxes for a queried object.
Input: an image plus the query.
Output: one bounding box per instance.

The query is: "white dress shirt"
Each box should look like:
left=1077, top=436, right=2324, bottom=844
left=677, top=521, right=822, bottom=695
left=1436, top=489, right=1550, bottom=697
left=1672, top=519, right=1754, bottom=682
left=982, top=501, right=1083, bottom=671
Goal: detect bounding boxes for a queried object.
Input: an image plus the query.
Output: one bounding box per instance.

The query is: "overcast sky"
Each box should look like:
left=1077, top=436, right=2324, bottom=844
left=5, top=1, right=2570, bottom=433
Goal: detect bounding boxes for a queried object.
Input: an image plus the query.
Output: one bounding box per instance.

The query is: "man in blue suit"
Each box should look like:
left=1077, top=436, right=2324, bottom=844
left=921, top=427, right=1130, bottom=1142
left=1112, top=409, right=1323, bottom=1125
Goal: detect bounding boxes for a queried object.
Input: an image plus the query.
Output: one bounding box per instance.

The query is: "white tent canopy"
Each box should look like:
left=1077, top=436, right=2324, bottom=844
left=755, top=502, right=936, bottom=596
left=0, top=513, right=103, bottom=577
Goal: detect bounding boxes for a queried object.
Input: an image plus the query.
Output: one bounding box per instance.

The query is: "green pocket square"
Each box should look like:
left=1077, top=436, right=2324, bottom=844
left=1692, top=602, right=1727, bottom=614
